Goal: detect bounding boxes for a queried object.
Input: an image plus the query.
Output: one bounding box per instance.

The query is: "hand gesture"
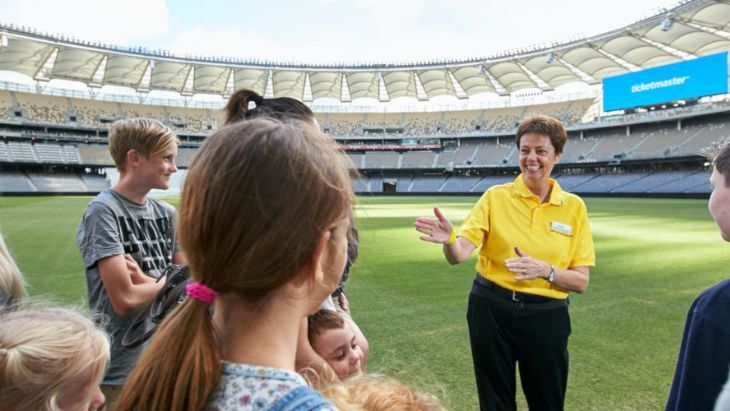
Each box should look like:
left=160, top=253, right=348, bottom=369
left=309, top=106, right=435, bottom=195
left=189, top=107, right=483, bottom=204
left=415, top=207, right=454, bottom=244
left=505, top=246, right=550, bottom=281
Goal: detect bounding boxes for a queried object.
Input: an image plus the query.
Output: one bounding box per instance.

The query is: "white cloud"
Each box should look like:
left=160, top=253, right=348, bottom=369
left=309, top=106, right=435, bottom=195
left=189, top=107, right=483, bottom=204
left=2, top=0, right=171, bottom=44
left=2, top=0, right=682, bottom=64
left=166, top=26, right=295, bottom=61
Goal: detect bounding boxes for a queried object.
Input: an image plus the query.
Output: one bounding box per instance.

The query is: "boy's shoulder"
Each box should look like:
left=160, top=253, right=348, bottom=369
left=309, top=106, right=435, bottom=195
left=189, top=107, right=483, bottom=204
left=87, top=190, right=175, bottom=213
left=84, top=189, right=119, bottom=213
left=695, top=279, right=730, bottom=308
left=147, top=196, right=178, bottom=216
left=691, top=279, right=730, bottom=327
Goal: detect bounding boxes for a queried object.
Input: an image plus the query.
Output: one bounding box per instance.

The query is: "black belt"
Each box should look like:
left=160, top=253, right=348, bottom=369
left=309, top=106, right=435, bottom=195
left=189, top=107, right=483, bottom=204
left=473, top=275, right=568, bottom=306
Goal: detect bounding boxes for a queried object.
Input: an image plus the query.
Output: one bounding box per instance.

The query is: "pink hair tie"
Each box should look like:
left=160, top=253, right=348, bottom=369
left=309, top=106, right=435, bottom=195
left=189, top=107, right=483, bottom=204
left=186, top=282, right=219, bottom=305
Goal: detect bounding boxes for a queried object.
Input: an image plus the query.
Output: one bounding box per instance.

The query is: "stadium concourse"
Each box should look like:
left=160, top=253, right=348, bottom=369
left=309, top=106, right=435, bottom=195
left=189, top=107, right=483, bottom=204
left=1, top=0, right=729, bottom=196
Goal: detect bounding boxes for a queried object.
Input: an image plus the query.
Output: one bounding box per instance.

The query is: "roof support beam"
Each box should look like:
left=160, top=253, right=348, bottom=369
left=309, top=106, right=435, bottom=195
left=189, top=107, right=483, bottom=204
left=591, top=45, right=640, bottom=71
left=555, top=56, right=598, bottom=84
left=632, top=34, right=694, bottom=60
left=515, top=61, right=552, bottom=91
left=264, top=70, right=274, bottom=98
left=447, top=69, right=468, bottom=99
left=137, top=60, right=153, bottom=91
left=481, top=64, right=509, bottom=96
left=223, top=69, right=235, bottom=97
left=378, top=72, right=389, bottom=102
left=340, top=72, right=351, bottom=102
left=303, top=72, right=313, bottom=102
left=679, top=19, right=730, bottom=41
left=414, top=72, right=428, bottom=101
left=136, top=90, right=148, bottom=104
left=33, top=47, right=58, bottom=81
left=89, top=55, right=108, bottom=87
left=181, top=66, right=194, bottom=96
left=35, top=79, right=48, bottom=94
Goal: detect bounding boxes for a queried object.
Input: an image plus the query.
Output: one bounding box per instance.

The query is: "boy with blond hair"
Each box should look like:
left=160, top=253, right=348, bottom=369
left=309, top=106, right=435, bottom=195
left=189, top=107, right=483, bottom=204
left=76, top=118, right=184, bottom=407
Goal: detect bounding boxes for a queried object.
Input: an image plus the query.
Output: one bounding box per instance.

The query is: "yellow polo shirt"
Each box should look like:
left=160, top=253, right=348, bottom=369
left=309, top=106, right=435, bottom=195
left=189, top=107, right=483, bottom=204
left=459, top=174, right=596, bottom=299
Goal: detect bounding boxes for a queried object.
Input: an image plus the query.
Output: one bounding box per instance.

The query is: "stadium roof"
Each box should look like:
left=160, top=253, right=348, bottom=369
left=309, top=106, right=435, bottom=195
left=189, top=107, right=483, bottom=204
left=0, top=0, right=728, bottom=103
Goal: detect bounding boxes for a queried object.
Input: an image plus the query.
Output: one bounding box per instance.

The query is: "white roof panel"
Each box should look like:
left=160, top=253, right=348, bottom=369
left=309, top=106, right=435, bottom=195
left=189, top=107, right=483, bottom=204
left=0, top=0, right=725, bottom=102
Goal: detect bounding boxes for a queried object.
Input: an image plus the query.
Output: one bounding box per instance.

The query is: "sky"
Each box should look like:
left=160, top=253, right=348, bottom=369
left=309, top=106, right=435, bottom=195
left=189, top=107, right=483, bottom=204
left=2, top=0, right=684, bottom=65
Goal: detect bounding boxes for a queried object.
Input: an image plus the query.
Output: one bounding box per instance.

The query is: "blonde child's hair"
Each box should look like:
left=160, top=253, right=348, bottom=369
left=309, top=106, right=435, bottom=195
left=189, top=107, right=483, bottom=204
left=0, top=234, right=26, bottom=311
left=0, top=308, right=110, bottom=410
left=108, top=118, right=180, bottom=171
left=321, top=375, right=444, bottom=411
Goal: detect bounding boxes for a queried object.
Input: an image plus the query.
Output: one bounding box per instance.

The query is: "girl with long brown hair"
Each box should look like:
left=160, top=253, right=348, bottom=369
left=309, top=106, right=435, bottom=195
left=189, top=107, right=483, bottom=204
left=116, top=117, right=353, bottom=410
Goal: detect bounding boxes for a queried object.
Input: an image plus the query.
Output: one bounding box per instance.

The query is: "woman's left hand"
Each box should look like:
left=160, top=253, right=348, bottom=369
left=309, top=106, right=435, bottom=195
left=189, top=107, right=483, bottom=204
left=505, top=246, right=551, bottom=281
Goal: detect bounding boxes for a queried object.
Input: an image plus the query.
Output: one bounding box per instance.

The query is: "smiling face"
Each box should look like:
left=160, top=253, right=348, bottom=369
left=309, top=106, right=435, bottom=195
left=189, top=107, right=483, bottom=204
left=518, top=132, right=561, bottom=191
left=313, top=323, right=363, bottom=380
left=709, top=167, right=730, bottom=241
left=137, top=144, right=178, bottom=190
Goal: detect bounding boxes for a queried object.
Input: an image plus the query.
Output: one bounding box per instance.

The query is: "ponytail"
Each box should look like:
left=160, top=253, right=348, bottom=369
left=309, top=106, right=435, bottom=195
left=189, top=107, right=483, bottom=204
left=223, top=88, right=315, bottom=126
left=223, top=89, right=263, bottom=125
left=115, top=298, right=220, bottom=410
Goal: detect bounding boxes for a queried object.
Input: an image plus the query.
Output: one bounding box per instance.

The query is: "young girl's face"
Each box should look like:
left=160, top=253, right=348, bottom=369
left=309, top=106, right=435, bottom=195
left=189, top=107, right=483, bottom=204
left=55, top=363, right=106, bottom=411
left=313, top=323, right=363, bottom=380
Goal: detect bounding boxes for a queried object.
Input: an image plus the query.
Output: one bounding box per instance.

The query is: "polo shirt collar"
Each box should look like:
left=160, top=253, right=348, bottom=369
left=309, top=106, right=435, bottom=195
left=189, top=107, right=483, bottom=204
left=513, top=174, right=566, bottom=206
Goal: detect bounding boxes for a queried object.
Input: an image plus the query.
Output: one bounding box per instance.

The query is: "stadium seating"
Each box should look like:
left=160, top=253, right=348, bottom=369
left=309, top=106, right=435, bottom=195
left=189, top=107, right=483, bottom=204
left=440, top=176, right=482, bottom=193
left=0, top=142, right=13, bottom=162
left=72, top=98, right=121, bottom=126
left=363, top=151, right=399, bottom=169
left=409, top=176, right=447, bottom=192
left=77, top=145, right=114, bottom=166
left=401, top=151, right=436, bottom=168
left=1, top=85, right=727, bottom=196
left=15, top=92, right=67, bottom=123
left=0, top=172, right=37, bottom=193
left=7, top=141, right=38, bottom=162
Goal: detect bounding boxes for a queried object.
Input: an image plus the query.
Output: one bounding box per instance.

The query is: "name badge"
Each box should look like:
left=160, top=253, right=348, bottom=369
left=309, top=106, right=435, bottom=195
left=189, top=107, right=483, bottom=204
left=551, top=221, right=572, bottom=236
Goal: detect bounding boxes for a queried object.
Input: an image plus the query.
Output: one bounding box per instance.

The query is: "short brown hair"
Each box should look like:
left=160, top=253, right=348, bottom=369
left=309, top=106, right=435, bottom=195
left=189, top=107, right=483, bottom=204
left=108, top=118, right=179, bottom=171
left=308, top=310, right=346, bottom=344
left=515, top=115, right=568, bottom=154
left=713, top=140, right=730, bottom=187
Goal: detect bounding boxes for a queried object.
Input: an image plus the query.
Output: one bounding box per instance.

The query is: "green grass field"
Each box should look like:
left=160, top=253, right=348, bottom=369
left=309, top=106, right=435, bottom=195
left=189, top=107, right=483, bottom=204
left=0, top=195, right=726, bottom=410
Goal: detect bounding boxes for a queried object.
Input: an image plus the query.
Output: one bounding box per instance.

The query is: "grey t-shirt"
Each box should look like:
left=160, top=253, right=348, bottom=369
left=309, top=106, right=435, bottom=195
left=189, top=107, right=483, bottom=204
left=76, top=189, right=178, bottom=385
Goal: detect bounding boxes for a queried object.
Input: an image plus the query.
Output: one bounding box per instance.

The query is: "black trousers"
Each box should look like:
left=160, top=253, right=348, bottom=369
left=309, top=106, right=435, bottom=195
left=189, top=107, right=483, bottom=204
left=467, top=277, right=571, bottom=411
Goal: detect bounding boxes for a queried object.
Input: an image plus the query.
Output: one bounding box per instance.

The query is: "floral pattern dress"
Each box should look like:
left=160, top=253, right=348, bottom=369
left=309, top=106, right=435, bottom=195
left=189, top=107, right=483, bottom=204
left=206, top=362, right=335, bottom=410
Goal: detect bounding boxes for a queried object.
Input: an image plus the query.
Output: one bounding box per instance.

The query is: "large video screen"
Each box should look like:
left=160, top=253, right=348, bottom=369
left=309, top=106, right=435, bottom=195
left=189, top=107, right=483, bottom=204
left=602, top=52, right=728, bottom=112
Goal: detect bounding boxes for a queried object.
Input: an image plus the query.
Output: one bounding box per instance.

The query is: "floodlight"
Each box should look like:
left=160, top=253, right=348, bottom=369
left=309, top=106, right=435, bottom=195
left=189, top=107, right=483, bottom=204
left=661, top=16, right=673, bottom=32
left=0, top=34, right=7, bottom=48
left=546, top=51, right=554, bottom=64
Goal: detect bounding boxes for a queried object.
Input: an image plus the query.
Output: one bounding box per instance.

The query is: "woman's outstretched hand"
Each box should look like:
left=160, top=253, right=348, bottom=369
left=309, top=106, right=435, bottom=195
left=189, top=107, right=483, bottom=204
left=415, top=207, right=454, bottom=244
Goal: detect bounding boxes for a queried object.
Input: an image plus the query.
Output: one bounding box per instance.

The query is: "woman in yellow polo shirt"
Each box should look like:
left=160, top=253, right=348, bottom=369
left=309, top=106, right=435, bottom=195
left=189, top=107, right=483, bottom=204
left=415, top=115, right=596, bottom=411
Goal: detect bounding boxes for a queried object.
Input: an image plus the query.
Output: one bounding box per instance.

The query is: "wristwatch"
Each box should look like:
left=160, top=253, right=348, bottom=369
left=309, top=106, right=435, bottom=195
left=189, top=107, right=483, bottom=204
left=546, top=265, right=556, bottom=283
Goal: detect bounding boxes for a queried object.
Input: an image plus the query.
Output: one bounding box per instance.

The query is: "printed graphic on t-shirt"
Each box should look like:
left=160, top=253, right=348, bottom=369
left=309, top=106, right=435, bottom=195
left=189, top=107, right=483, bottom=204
left=117, top=216, right=174, bottom=272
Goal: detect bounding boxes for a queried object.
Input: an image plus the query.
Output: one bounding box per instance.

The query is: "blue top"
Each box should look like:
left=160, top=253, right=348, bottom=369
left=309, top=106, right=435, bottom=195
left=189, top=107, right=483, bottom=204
left=666, top=279, right=730, bottom=411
